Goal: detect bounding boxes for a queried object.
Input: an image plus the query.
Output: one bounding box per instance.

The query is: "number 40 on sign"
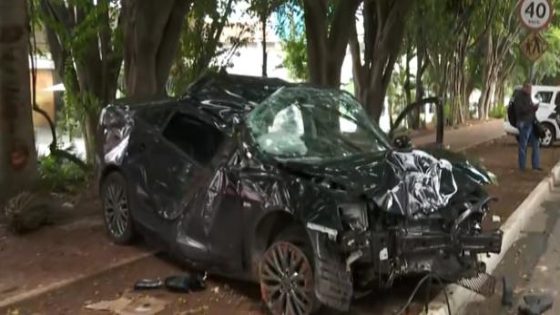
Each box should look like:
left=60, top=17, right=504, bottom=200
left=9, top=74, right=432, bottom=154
left=519, top=0, right=553, bottom=31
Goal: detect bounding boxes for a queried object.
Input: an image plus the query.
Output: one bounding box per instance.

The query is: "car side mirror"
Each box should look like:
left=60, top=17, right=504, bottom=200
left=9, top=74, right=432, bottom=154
left=393, top=134, right=412, bottom=149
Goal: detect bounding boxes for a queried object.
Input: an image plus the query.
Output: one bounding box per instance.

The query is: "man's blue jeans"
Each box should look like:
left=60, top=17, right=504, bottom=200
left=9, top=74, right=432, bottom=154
left=517, top=121, right=540, bottom=170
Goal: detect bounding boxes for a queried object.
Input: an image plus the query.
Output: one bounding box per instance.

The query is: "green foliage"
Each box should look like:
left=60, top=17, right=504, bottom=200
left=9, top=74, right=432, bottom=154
left=535, top=27, right=560, bottom=83
left=281, top=35, right=308, bottom=81
left=169, top=0, right=250, bottom=95
left=275, top=1, right=308, bottom=81
left=38, top=155, right=88, bottom=193
left=489, top=104, right=506, bottom=119
left=36, top=0, right=122, bottom=164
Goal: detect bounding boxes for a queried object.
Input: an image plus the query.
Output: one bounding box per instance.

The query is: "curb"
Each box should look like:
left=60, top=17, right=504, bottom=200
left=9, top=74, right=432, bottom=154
left=426, top=160, right=560, bottom=315
left=0, top=250, right=156, bottom=309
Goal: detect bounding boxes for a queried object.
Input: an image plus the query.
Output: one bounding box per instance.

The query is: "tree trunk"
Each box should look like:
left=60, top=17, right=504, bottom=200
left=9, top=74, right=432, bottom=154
left=0, top=0, right=38, bottom=205
left=349, top=0, right=412, bottom=122
left=405, top=49, right=417, bottom=129
left=261, top=16, right=268, bottom=77
left=414, top=4, right=427, bottom=128
left=123, top=0, right=190, bottom=97
left=303, top=0, right=361, bottom=88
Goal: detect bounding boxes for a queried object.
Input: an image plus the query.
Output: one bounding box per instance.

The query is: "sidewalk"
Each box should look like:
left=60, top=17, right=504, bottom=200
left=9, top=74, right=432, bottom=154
left=466, top=182, right=560, bottom=314
left=0, top=215, right=153, bottom=308
left=412, top=119, right=505, bottom=151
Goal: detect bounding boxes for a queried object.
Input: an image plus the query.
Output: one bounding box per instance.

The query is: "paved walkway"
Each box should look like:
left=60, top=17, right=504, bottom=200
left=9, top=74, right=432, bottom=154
left=412, top=119, right=505, bottom=151
left=466, top=182, right=560, bottom=315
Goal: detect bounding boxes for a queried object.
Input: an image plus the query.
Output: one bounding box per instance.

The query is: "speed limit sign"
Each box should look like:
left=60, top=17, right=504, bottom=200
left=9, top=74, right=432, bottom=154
left=519, top=0, right=553, bottom=31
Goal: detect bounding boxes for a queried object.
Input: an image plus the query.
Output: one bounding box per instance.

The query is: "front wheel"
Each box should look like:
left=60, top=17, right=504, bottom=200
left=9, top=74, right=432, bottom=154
left=100, top=172, right=136, bottom=244
left=259, top=226, right=317, bottom=315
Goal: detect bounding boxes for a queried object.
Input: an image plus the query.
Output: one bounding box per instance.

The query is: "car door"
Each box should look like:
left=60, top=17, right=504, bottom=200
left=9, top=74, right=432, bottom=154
left=535, top=90, right=554, bottom=121
left=134, top=111, right=213, bottom=244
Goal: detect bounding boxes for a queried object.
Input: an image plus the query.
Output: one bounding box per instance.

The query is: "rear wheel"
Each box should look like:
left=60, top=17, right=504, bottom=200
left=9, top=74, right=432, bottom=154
left=540, top=123, right=555, bottom=147
left=101, top=172, right=136, bottom=244
left=259, top=225, right=318, bottom=315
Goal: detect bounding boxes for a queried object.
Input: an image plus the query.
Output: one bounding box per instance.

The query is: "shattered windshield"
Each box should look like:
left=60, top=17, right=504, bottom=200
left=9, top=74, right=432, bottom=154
left=247, top=87, right=390, bottom=161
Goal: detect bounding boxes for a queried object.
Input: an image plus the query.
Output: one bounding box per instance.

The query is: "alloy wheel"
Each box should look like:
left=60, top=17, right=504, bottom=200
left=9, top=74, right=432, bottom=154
left=260, top=241, right=315, bottom=315
left=103, top=180, right=129, bottom=239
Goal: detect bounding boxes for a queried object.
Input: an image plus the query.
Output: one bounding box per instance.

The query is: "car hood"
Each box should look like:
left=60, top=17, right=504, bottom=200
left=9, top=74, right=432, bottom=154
left=279, top=149, right=495, bottom=217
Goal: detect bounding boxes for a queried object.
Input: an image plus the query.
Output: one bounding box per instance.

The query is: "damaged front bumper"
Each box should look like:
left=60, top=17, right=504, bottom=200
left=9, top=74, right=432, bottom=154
left=307, top=209, right=503, bottom=312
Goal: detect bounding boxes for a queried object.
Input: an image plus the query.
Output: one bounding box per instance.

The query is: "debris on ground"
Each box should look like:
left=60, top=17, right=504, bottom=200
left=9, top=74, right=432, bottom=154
left=134, top=278, right=163, bottom=290
left=501, top=277, right=513, bottom=307
left=3, top=191, right=54, bottom=234
left=177, top=305, right=209, bottom=315
left=518, top=293, right=553, bottom=315
left=85, top=295, right=168, bottom=315
left=164, top=272, right=207, bottom=293
left=85, top=296, right=130, bottom=312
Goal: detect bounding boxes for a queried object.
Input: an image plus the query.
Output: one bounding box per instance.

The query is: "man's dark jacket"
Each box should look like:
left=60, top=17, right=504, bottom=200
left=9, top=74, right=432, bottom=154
left=513, top=89, right=536, bottom=124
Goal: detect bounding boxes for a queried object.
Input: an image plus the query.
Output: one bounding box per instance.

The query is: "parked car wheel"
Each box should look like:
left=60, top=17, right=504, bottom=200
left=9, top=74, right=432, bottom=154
left=540, top=123, right=555, bottom=147
left=101, top=172, right=136, bottom=244
left=259, top=225, right=318, bottom=315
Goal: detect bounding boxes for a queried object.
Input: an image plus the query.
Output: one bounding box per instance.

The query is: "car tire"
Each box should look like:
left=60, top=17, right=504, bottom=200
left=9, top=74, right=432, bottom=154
left=100, top=172, right=136, bottom=244
left=259, top=225, right=319, bottom=315
left=540, top=123, right=555, bottom=147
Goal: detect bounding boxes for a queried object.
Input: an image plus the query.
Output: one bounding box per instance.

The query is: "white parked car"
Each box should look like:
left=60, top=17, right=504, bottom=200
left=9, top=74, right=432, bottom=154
left=504, top=85, right=560, bottom=147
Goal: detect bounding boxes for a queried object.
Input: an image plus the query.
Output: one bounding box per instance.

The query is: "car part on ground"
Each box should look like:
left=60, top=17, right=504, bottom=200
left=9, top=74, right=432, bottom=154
left=501, top=276, right=513, bottom=307
left=134, top=278, right=164, bottom=290
left=518, top=293, right=553, bottom=315
left=164, top=273, right=207, bottom=293
left=132, top=272, right=207, bottom=293
left=97, top=73, right=503, bottom=315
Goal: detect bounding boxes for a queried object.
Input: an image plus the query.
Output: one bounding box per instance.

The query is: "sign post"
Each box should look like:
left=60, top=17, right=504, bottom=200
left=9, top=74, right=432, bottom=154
left=518, top=0, right=554, bottom=82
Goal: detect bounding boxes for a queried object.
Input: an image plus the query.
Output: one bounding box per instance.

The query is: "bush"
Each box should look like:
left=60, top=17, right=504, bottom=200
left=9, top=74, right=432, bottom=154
left=38, top=155, right=88, bottom=193
left=489, top=104, right=506, bottom=119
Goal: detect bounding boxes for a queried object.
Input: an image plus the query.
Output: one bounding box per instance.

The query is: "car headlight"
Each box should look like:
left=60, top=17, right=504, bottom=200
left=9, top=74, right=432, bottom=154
left=339, top=203, right=369, bottom=231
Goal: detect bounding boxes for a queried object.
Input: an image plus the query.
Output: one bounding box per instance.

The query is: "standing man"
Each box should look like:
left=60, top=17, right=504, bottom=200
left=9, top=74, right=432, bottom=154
left=513, top=82, right=541, bottom=171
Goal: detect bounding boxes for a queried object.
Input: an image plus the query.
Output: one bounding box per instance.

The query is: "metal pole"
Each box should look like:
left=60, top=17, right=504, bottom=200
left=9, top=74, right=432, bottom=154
left=529, top=62, right=536, bottom=83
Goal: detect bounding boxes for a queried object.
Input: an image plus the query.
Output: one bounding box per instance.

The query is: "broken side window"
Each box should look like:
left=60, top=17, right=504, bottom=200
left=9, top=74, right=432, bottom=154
left=162, top=113, right=224, bottom=165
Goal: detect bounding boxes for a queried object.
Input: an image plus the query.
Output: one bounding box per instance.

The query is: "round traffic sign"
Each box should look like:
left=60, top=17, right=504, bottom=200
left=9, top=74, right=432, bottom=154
left=519, top=0, right=553, bottom=31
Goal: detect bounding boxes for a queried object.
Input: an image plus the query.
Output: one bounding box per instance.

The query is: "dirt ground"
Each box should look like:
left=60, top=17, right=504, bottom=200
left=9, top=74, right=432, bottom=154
left=0, top=187, right=150, bottom=308
left=1, top=135, right=559, bottom=315
left=408, top=118, right=493, bottom=138
left=464, top=136, right=560, bottom=220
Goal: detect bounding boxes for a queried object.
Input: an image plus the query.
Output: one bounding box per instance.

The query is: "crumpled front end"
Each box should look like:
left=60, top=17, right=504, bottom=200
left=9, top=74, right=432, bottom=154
left=303, top=149, right=503, bottom=312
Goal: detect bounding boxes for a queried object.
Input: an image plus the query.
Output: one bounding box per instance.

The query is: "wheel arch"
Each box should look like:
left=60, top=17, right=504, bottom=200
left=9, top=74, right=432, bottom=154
left=250, top=209, right=306, bottom=276
left=98, top=164, right=123, bottom=193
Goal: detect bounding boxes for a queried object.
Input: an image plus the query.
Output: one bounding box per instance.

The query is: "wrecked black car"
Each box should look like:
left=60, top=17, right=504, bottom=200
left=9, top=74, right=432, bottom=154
left=96, top=73, right=503, bottom=315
